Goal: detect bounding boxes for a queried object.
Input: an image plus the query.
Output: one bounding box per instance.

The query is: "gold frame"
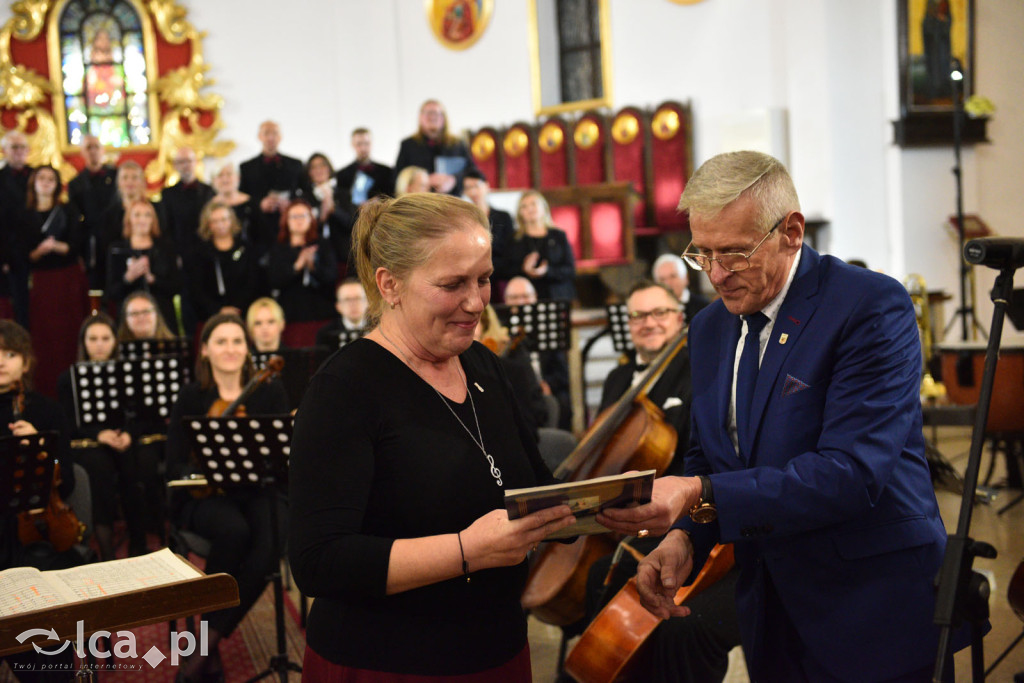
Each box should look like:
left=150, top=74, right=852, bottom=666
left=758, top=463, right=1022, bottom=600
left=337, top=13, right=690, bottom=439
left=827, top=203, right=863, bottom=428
left=527, top=0, right=613, bottom=117
left=46, top=0, right=161, bottom=153
left=424, top=0, right=494, bottom=51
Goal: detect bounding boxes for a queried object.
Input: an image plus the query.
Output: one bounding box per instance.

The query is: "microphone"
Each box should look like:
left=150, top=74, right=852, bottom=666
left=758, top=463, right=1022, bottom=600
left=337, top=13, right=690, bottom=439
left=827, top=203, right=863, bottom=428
left=964, top=238, right=1024, bottom=270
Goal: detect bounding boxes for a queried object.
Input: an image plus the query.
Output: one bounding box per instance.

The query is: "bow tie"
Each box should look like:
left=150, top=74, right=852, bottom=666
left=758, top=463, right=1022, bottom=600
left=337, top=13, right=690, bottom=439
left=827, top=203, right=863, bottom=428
left=262, top=154, right=280, bottom=164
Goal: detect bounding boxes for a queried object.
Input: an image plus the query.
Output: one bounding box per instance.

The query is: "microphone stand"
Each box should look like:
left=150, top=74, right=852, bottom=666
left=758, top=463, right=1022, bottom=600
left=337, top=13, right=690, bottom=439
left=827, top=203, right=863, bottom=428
left=944, top=58, right=987, bottom=342
left=932, top=262, right=1018, bottom=682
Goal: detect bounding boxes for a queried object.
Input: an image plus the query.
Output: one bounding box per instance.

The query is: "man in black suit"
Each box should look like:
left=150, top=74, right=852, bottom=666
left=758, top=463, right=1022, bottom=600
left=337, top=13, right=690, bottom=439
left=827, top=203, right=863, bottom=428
left=162, top=147, right=215, bottom=261
left=67, top=134, right=118, bottom=284
left=0, top=130, right=33, bottom=326
left=653, top=253, right=711, bottom=326
left=585, top=280, right=740, bottom=683
left=335, top=128, right=393, bottom=210
left=462, top=169, right=514, bottom=285
left=239, top=120, right=304, bottom=258
left=315, top=278, right=368, bottom=349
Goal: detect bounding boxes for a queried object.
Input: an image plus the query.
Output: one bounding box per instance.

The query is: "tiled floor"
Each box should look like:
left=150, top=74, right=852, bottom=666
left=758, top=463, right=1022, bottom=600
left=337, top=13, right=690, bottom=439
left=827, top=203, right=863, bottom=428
left=528, top=425, right=1024, bottom=682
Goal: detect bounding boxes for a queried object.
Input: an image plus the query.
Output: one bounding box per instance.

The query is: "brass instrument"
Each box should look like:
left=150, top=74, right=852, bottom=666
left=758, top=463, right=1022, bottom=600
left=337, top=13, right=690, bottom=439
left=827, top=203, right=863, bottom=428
left=904, top=274, right=946, bottom=401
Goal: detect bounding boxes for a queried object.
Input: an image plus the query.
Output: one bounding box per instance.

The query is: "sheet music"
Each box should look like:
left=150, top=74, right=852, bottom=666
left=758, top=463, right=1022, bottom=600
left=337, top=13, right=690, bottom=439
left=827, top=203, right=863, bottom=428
left=0, top=549, right=201, bottom=616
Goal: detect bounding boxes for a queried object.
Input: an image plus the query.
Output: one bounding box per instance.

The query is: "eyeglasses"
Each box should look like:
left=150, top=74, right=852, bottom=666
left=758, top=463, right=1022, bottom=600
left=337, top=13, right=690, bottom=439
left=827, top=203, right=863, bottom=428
left=627, top=307, right=681, bottom=325
left=126, top=308, right=156, bottom=318
left=681, top=215, right=787, bottom=273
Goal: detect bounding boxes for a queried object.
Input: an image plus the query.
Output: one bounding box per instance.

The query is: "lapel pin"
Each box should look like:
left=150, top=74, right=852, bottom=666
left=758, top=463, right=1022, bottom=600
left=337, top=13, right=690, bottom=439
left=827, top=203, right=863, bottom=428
left=779, top=333, right=789, bottom=345
left=474, top=382, right=485, bottom=393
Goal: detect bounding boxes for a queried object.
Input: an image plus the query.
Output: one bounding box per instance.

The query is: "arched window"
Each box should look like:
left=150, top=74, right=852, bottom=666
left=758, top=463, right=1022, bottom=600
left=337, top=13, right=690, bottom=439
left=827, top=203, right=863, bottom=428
left=58, top=0, right=151, bottom=147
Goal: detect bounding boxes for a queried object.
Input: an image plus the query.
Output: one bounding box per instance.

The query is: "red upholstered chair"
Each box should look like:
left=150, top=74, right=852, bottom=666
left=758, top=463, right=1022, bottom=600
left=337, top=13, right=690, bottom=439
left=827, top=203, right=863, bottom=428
left=649, top=101, right=694, bottom=230
left=470, top=127, right=501, bottom=187
left=502, top=123, right=536, bottom=189
left=610, top=107, right=652, bottom=231
left=573, top=112, right=609, bottom=186
left=537, top=117, right=571, bottom=189
left=550, top=205, right=582, bottom=261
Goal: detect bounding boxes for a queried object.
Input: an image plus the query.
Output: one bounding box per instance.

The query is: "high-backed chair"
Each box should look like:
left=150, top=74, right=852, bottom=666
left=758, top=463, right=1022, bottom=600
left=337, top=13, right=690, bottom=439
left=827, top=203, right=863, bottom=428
left=470, top=127, right=501, bottom=187
left=573, top=112, right=609, bottom=187
left=538, top=117, right=571, bottom=189
left=502, top=122, right=537, bottom=189
left=610, top=106, right=652, bottom=231
left=649, top=101, right=694, bottom=231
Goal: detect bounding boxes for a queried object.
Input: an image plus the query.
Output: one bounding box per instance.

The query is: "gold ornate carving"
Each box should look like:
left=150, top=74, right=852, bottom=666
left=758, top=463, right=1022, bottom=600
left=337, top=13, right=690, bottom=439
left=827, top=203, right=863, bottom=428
left=7, top=0, right=50, bottom=40
left=652, top=108, right=681, bottom=141
left=471, top=131, right=495, bottom=161
left=538, top=121, right=564, bottom=153
left=147, top=0, right=195, bottom=43
left=612, top=112, right=639, bottom=145
left=146, top=107, right=233, bottom=185
left=573, top=119, right=600, bottom=150
left=504, top=128, right=529, bottom=158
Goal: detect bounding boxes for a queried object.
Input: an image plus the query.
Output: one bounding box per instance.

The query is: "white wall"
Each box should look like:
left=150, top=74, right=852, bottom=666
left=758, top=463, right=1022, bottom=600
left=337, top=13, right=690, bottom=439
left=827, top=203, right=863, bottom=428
left=6, top=0, right=1024, bottom=340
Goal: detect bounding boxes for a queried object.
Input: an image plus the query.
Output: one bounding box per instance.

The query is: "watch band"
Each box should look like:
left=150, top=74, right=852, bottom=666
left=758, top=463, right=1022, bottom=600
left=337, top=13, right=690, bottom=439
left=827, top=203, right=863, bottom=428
left=689, top=475, right=717, bottom=523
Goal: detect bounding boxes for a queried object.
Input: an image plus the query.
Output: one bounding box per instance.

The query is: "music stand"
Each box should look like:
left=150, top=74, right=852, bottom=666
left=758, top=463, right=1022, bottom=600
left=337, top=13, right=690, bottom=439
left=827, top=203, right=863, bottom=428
left=320, top=327, right=364, bottom=350
left=1008, top=288, right=1024, bottom=331
left=605, top=303, right=635, bottom=353
left=1, top=432, right=60, bottom=518
left=493, top=300, right=573, bottom=352
left=70, top=356, right=186, bottom=425
left=180, top=415, right=300, bottom=683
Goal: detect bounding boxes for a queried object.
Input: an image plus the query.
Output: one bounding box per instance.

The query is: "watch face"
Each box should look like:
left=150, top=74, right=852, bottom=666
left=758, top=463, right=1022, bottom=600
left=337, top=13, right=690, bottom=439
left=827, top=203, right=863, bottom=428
left=690, top=504, right=717, bottom=524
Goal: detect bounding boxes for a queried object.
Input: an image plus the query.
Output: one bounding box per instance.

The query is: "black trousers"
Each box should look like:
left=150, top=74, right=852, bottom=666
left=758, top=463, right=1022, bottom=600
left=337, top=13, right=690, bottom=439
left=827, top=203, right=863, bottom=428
left=76, top=442, right=163, bottom=550
left=179, top=489, right=287, bottom=636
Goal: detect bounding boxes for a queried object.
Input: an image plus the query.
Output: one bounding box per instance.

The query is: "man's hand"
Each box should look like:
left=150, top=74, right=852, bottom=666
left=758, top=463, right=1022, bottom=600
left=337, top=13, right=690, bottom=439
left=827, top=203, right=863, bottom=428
left=635, top=529, right=695, bottom=619
left=596, top=475, right=701, bottom=537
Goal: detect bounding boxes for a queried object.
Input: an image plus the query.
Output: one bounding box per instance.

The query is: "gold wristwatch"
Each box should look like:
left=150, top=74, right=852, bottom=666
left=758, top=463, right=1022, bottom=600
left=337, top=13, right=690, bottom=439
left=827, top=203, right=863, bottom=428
left=689, top=475, right=717, bottom=523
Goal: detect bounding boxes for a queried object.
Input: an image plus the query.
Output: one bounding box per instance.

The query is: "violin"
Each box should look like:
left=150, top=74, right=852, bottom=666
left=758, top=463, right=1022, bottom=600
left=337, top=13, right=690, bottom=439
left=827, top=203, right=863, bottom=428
left=12, top=381, right=86, bottom=552
left=189, top=356, right=284, bottom=498
left=520, top=328, right=687, bottom=626
left=481, top=327, right=528, bottom=358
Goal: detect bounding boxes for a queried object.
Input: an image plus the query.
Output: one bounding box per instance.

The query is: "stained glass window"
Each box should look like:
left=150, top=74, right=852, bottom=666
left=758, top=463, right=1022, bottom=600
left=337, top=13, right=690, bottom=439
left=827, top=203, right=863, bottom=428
left=59, top=0, right=150, bottom=147
left=556, top=0, right=603, bottom=103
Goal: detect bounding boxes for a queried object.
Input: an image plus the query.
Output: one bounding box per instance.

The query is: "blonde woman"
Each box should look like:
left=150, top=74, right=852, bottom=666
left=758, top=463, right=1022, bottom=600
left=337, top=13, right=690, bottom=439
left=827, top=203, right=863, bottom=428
left=506, top=190, right=576, bottom=301
left=394, top=165, right=430, bottom=196
left=246, top=297, right=286, bottom=353
left=189, top=200, right=259, bottom=323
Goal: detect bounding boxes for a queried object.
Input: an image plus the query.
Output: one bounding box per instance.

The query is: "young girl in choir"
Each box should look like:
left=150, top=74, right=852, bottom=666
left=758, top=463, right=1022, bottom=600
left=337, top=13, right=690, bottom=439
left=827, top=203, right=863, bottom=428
left=106, top=199, right=181, bottom=330
left=57, top=313, right=162, bottom=559
left=166, top=313, right=289, bottom=682
left=266, top=199, right=337, bottom=322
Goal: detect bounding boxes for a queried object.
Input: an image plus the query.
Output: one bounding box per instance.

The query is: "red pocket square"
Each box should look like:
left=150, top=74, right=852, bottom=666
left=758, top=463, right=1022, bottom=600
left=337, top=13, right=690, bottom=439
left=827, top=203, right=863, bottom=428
left=782, top=374, right=811, bottom=397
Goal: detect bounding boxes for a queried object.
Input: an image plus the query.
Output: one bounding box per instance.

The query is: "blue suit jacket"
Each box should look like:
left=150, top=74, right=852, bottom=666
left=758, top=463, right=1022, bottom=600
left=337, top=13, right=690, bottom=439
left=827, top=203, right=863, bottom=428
left=678, top=246, right=948, bottom=681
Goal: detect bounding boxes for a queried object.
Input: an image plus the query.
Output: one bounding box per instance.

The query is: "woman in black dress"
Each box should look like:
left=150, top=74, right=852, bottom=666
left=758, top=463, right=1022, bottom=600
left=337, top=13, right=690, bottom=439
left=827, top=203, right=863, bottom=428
left=105, top=199, right=181, bottom=330
left=266, top=199, right=337, bottom=322
left=289, top=193, right=575, bottom=681
left=504, top=190, right=577, bottom=302
left=301, top=153, right=353, bottom=270
left=188, top=200, right=260, bottom=326
left=167, top=313, right=289, bottom=682
left=20, top=165, right=90, bottom=396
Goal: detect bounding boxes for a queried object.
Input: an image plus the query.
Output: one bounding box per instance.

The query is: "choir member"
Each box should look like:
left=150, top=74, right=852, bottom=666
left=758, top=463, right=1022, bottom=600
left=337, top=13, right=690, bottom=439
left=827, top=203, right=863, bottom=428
left=394, top=99, right=479, bottom=196
left=67, top=135, right=118, bottom=285
left=188, top=200, right=260, bottom=325
left=266, top=200, right=337, bottom=322
left=238, top=120, right=304, bottom=258
left=335, top=128, right=393, bottom=209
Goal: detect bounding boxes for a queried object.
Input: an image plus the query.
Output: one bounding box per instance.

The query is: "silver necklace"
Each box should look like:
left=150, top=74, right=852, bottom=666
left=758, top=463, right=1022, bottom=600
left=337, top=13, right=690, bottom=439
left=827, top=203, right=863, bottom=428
left=378, top=329, right=503, bottom=487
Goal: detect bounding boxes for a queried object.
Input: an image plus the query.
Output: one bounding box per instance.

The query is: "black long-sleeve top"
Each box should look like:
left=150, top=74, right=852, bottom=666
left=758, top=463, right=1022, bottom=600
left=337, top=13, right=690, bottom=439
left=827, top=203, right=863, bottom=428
left=394, top=135, right=479, bottom=196
left=266, top=238, right=338, bottom=322
left=504, top=228, right=577, bottom=301
left=187, top=238, right=260, bottom=322
left=288, top=340, right=554, bottom=675
left=19, top=205, right=84, bottom=271
left=105, top=238, right=181, bottom=325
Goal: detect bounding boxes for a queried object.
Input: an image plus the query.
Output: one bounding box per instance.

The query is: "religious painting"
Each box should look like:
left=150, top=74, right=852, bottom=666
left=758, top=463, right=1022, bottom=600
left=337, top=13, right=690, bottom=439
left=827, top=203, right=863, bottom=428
left=898, top=0, right=975, bottom=114
left=54, top=0, right=157, bottom=148
left=425, top=0, right=494, bottom=51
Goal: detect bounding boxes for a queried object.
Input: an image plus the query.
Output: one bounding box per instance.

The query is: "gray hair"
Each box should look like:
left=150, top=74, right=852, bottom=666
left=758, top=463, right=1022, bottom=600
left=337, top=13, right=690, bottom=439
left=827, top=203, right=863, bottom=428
left=678, top=151, right=800, bottom=232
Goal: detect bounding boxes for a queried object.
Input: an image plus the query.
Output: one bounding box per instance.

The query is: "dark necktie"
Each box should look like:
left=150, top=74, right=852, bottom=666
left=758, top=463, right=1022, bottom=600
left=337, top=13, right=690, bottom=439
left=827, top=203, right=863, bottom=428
left=736, top=312, right=770, bottom=455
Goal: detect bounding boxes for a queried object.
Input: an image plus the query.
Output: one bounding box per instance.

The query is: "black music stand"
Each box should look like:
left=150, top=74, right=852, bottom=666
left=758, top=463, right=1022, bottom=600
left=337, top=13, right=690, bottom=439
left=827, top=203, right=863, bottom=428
left=70, top=356, right=186, bottom=425
left=119, top=336, right=192, bottom=361
left=604, top=303, right=635, bottom=353
left=494, top=300, right=573, bottom=352
left=1, top=432, right=60, bottom=518
left=319, top=327, right=364, bottom=350
left=180, top=415, right=300, bottom=683
left=1009, top=288, right=1024, bottom=331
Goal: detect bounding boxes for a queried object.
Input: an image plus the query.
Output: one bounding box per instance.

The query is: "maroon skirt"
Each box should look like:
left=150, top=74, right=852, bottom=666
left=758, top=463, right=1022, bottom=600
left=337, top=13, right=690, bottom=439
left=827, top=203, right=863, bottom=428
left=29, top=263, right=90, bottom=397
left=301, top=643, right=532, bottom=683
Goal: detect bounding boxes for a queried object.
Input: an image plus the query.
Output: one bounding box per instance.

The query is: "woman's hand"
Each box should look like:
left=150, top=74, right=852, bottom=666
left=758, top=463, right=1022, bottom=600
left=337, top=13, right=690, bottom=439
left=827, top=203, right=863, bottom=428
left=97, top=429, right=131, bottom=452
left=8, top=420, right=38, bottom=436
left=522, top=252, right=548, bottom=278
left=461, top=505, right=575, bottom=571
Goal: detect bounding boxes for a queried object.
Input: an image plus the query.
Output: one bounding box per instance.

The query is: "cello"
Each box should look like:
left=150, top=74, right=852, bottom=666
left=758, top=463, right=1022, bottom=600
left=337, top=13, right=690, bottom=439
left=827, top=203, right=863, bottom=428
left=520, top=328, right=688, bottom=626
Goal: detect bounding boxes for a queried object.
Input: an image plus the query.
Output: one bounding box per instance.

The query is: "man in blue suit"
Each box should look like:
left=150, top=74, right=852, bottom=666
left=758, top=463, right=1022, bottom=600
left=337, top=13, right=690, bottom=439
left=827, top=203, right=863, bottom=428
left=600, top=151, right=957, bottom=681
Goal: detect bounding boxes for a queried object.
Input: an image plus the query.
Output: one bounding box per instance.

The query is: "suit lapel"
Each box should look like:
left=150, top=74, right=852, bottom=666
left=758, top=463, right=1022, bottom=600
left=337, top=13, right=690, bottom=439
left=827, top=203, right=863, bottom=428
left=745, top=247, right=822, bottom=463
left=718, top=315, right=743, bottom=444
